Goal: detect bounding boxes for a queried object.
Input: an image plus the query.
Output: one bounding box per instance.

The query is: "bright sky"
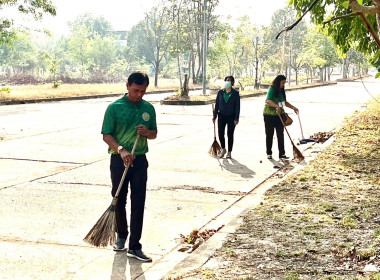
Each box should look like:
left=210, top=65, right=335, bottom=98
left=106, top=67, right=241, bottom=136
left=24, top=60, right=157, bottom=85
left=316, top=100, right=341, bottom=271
left=7, top=0, right=288, bottom=35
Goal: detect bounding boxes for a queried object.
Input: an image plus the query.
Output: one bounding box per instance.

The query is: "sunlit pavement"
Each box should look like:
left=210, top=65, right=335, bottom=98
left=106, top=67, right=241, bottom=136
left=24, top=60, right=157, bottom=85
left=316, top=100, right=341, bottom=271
left=0, top=77, right=379, bottom=279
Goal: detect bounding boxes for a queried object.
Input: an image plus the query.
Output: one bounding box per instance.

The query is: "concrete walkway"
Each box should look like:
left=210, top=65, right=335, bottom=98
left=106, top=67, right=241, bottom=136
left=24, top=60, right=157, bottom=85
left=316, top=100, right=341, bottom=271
left=0, top=77, right=379, bottom=279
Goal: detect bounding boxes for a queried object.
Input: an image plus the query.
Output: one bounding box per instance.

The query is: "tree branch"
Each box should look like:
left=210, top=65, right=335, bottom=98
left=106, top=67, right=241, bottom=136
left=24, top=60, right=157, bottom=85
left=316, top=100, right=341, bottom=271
left=322, top=12, right=360, bottom=25
left=349, top=0, right=380, bottom=15
left=322, top=10, right=380, bottom=49
left=276, top=0, right=321, bottom=40
left=359, top=12, right=380, bottom=48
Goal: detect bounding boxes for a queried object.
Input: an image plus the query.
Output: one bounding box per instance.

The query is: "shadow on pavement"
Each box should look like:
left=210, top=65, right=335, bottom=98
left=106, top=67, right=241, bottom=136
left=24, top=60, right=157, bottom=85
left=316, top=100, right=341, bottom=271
left=111, top=252, right=146, bottom=280
left=220, top=158, right=256, bottom=178
left=268, top=158, right=285, bottom=169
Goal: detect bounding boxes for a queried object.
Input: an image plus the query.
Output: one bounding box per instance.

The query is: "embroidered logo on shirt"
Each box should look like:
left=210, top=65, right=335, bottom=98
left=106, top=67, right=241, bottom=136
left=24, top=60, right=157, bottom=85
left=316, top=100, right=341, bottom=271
left=142, top=112, right=150, bottom=121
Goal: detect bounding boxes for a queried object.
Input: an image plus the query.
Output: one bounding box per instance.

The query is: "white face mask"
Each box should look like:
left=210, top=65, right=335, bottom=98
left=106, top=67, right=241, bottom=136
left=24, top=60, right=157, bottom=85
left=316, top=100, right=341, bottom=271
left=225, top=81, right=232, bottom=88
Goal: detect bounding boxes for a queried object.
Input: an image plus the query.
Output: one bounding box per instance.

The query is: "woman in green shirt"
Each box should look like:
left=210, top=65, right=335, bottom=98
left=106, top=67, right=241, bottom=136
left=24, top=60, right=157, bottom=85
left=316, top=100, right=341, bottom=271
left=263, top=75, right=298, bottom=160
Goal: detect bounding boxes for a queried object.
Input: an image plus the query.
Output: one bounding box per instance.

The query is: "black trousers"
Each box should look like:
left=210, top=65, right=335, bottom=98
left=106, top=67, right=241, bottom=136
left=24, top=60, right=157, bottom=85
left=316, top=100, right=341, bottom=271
left=264, top=115, right=285, bottom=157
left=110, top=154, right=148, bottom=250
left=218, top=114, right=236, bottom=152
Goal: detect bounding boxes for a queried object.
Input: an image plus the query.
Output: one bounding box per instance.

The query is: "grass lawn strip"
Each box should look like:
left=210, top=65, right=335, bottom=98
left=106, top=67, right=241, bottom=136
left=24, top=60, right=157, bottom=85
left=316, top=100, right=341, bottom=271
left=174, top=98, right=380, bottom=279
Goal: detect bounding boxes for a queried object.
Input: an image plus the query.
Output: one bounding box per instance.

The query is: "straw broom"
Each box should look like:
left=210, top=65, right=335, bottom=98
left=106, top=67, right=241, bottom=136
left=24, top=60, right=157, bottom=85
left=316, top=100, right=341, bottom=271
left=277, top=112, right=304, bottom=162
left=83, top=134, right=140, bottom=247
left=209, top=103, right=222, bottom=157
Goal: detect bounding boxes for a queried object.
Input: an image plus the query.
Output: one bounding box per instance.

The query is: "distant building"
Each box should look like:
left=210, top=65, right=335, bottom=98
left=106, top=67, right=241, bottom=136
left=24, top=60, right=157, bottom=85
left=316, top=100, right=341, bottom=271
left=107, top=30, right=127, bottom=46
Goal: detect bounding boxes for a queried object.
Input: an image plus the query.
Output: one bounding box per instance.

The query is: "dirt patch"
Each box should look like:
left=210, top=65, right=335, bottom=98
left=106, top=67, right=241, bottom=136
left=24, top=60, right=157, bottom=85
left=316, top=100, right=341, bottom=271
left=171, top=101, right=380, bottom=279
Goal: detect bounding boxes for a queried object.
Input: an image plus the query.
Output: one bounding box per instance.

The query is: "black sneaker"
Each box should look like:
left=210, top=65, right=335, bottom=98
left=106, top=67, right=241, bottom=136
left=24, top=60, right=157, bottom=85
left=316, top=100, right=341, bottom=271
left=113, top=237, right=126, bottom=251
left=127, top=249, right=152, bottom=262
left=279, top=155, right=290, bottom=160
left=267, top=155, right=273, bottom=159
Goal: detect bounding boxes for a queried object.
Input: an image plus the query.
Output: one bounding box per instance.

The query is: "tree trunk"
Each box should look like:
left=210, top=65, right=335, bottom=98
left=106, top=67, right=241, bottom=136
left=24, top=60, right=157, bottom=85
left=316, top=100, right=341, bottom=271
left=342, top=58, right=347, bottom=79
left=182, top=74, right=189, bottom=97
left=177, top=53, right=183, bottom=94
left=281, top=35, right=286, bottom=73
left=310, top=66, right=313, bottom=83
left=190, top=46, right=195, bottom=84
left=154, top=60, right=159, bottom=87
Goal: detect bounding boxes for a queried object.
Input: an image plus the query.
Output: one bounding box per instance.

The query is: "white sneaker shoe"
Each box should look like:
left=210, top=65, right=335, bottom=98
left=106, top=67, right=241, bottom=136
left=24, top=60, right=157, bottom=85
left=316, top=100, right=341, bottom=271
left=218, top=149, right=226, bottom=158
left=226, top=152, right=231, bottom=159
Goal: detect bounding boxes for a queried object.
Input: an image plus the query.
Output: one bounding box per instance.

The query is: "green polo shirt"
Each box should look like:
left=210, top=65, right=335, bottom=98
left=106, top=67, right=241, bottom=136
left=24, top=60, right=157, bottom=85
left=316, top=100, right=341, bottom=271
left=263, top=87, right=286, bottom=116
left=101, top=94, right=157, bottom=155
left=223, top=90, right=232, bottom=103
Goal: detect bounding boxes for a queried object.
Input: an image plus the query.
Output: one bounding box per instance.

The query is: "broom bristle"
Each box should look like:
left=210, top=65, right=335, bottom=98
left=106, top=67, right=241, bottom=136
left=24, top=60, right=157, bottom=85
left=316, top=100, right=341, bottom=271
left=209, top=140, right=221, bottom=157
left=293, top=146, right=305, bottom=162
left=83, top=204, right=117, bottom=247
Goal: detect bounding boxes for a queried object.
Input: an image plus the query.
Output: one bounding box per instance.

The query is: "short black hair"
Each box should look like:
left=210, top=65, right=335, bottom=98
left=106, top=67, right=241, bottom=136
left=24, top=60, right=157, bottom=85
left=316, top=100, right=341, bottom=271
left=224, top=75, right=235, bottom=86
left=127, top=71, right=150, bottom=86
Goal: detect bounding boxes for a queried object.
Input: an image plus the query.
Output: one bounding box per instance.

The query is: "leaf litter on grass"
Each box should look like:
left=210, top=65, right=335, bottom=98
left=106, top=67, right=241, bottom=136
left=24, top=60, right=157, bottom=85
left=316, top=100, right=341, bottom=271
left=174, top=99, right=380, bottom=279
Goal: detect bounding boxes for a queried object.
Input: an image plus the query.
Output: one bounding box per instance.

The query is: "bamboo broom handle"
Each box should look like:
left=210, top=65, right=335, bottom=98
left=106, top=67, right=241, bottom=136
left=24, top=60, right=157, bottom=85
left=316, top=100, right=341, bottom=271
left=277, top=112, right=296, bottom=146
left=112, top=134, right=141, bottom=202
left=212, top=103, right=217, bottom=139
left=297, top=112, right=305, bottom=140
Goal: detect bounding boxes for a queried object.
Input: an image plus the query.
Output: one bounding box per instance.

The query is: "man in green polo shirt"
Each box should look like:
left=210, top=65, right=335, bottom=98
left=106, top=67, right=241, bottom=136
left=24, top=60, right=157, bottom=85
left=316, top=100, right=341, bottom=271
left=101, top=71, right=157, bottom=262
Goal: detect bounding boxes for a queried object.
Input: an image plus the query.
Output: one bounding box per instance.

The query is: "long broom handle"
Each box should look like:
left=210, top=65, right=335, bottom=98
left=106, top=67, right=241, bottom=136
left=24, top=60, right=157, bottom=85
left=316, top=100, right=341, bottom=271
left=212, top=103, right=217, bottom=139
left=297, top=112, right=305, bottom=139
left=113, top=134, right=141, bottom=202
left=277, top=112, right=297, bottom=147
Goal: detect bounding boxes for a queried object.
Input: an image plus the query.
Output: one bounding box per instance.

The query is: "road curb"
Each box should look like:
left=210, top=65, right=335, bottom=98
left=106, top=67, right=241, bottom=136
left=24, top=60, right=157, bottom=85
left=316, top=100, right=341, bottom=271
left=0, top=82, right=337, bottom=106
left=161, top=132, right=339, bottom=279
left=160, top=82, right=337, bottom=105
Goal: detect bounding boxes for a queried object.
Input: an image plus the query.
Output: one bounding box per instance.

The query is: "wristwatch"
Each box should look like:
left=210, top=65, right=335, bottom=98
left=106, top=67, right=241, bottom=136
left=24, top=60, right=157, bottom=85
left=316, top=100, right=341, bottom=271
left=117, top=145, right=123, bottom=153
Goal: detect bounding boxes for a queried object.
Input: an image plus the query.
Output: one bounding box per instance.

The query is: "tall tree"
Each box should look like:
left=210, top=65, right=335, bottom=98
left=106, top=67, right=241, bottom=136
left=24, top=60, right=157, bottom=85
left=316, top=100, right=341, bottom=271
left=263, top=6, right=300, bottom=75
left=299, top=29, right=328, bottom=82
left=346, top=47, right=370, bottom=76
left=167, top=0, right=188, bottom=94
left=208, top=28, right=231, bottom=78
left=68, top=25, right=91, bottom=78
left=125, top=22, right=152, bottom=65
left=302, top=27, right=339, bottom=81
left=143, top=3, right=174, bottom=87
left=87, top=35, right=118, bottom=81
left=68, top=14, right=113, bottom=39
left=287, top=20, right=307, bottom=84
left=1, top=32, right=38, bottom=75
left=290, top=0, right=380, bottom=76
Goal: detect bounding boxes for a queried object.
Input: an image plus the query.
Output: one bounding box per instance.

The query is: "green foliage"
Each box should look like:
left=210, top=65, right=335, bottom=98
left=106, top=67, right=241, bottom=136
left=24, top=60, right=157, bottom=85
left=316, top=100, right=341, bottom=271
left=0, top=0, right=56, bottom=45
left=52, top=80, right=61, bottom=88
left=68, top=14, right=113, bottom=39
left=0, top=87, right=11, bottom=93
left=298, top=174, right=307, bottom=181
left=44, top=52, right=63, bottom=82
left=239, top=75, right=255, bottom=88
left=261, top=76, right=274, bottom=84
left=289, top=0, right=380, bottom=73
left=342, top=213, right=358, bottom=228
left=285, top=271, right=300, bottom=280
left=375, top=229, right=380, bottom=240
left=0, top=32, right=39, bottom=73
left=1, top=1, right=375, bottom=85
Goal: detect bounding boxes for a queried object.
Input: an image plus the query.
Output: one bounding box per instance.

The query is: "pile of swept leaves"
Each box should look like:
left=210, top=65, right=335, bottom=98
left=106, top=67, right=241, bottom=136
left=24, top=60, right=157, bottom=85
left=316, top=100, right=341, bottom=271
left=178, top=226, right=224, bottom=253
left=176, top=99, right=380, bottom=279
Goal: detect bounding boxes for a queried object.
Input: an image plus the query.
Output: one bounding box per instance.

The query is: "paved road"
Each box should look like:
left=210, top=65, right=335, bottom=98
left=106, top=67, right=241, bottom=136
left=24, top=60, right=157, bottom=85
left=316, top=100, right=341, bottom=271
left=0, top=77, right=379, bottom=279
